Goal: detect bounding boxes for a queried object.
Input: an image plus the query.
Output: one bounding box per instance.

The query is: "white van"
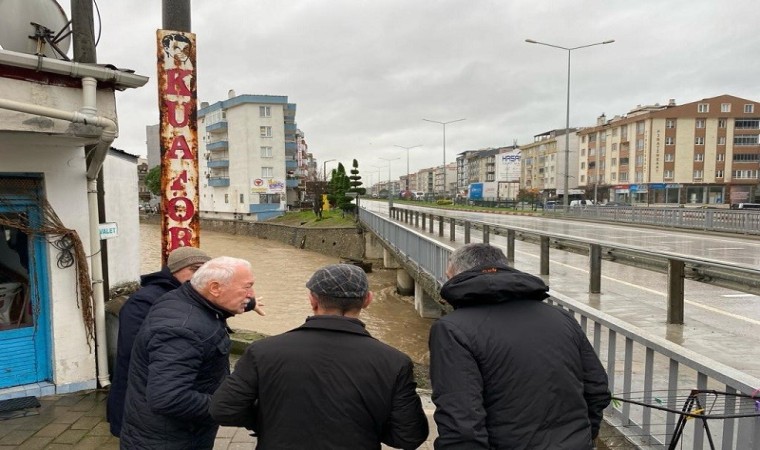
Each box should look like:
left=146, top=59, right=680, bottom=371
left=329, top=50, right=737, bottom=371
left=570, top=199, right=594, bottom=208
left=413, top=191, right=425, bottom=200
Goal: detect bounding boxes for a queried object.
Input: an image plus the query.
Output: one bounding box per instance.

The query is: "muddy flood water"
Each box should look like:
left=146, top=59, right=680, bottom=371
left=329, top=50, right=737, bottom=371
left=139, top=223, right=435, bottom=364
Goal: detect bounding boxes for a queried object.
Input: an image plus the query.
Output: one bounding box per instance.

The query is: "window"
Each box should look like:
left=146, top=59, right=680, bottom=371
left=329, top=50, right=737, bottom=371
left=718, top=136, right=726, bottom=145
left=260, top=106, right=271, bottom=117
left=588, top=132, right=597, bottom=142
left=718, top=119, right=727, bottom=128
left=611, top=143, right=618, bottom=152
left=666, top=119, right=676, bottom=129
left=734, top=135, right=760, bottom=146
left=721, top=103, right=731, bottom=112
left=581, top=162, right=585, bottom=169
left=636, top=121, right=645, bottom=134
left=600, top=132, right=607, bottom=143
left=733, top=153, right=760, bottom=162
left=664, top=170, right=674, bottom=179
left=697, top=103, right=709, bottom=113
left=611, top=158, right=617, bottom=167
left=620, top=157, right=629, bottom=165
left=665, top=153, right=674, bottom=162
left=735, top=119, right=760, bottom=129
left=260, top=146, right=273, bottom=157
left=636, top=155, right=644, bottom=166
left=619, top=172, right=628, bottom=182
left=695, top=153, right=704, bottom=162
left=580, top=175, right=585, bottom=183
left=716, top=170, right=724, bottom=178
left=665, top=137, right=674, bottom=145
left=636, top=138, right=644, bottom=151
left=612, top=127, right=618, bottom=137
left=695, top=137, right=705, bottom=145
left=611, top=172, right=616, bottom=181
left=261, top=166, right=274, bottom=178
left=745, top=104, right=755, bottom=113
left=695, top=119, right=706, bottom=129
left=581, top=136, right=586, bottom=143
left=589, top=148, right=596, bottom=157
left=224, top=194, right=229, bottom=203
left=635, top=171, right=644, bottom=183
left=581, top=149, right=586, bottom=156
left=733, top=169, right=759, bottom=179
left=693, top=170, right=703, bottom=179
left=260, top=126, right=272, bottom=138
left=717, top=153, right=725, bottom=161
left=239, top=194, right=244, bottom=203
left=620, top=125, right=628, bottom=140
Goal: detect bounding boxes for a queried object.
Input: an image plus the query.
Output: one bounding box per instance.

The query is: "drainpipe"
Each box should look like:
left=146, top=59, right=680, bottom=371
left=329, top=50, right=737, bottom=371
left=0, top=76, right=116, bottom=387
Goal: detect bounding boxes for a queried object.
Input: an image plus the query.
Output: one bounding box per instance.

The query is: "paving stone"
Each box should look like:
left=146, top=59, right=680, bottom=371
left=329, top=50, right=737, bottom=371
left=231, top=427, right=256, bottom=443
left=33, top=422, right=70, bottom=438
left=51, top=410, right=85, bottom=424
left=44, top=444, right=74, bottom=449
left=70, top=399, right=98, bottom=412
left=10, top=436, right=53, bottom=450
left=226, top=443, right=253, bottom=450
left=216, top=426, right=237, bottom=438
left=213, top=437, right=231, bottom=449
left=0, top=428, right=37, bottom=445
left=52, top=428, right=88, bottom=444
left=71, top=415, right=102, bottom=430
left=70, top=435, right=112, bottom=449
left=10, top=412, right=55, bottom=430
left=54, top=395, right=85, bottom=407
left=88, top=421, right=113, bottom=436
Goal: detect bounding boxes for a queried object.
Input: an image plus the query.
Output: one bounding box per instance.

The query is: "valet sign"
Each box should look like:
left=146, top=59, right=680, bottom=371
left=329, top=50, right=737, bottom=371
left=157, top=29, right=200, bottom=264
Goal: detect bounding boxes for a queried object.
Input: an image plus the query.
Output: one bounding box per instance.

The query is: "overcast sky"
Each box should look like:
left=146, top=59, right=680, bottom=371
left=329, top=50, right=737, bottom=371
left=58, top=0, right=760, bottom=182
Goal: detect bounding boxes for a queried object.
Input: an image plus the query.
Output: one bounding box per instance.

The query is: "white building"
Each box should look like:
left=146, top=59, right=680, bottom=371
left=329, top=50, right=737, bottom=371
left=0, top=48, right=148, bottom=398
left=198, top=92, right=298, bottom=220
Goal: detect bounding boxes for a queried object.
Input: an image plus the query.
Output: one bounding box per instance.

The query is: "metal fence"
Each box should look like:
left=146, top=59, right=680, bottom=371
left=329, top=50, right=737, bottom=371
left=549, top=206, right=760, bottom=235
left=359, top=207, right=760, bottom=449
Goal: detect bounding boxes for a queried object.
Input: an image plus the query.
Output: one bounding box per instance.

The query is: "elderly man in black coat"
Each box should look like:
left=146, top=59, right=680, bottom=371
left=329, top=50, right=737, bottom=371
left=119, top=256, right=258, bottom=450
left=107, top=246, right=211, bottom=437
left=210, top=263, right=429, bottom=450
left=429, top=243, right=611, bottom=449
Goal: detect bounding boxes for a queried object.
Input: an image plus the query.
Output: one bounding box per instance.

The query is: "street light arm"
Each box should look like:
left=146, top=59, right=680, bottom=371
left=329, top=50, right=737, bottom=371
left=526, top=38, right=614, bottom=51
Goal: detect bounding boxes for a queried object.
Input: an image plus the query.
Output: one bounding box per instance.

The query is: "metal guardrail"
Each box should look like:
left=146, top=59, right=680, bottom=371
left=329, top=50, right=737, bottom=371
left=359, top=207, right=760, bottom=449
left=548, top=206, right=760, bottom=235
left=387, top=206, right=760, bottom=324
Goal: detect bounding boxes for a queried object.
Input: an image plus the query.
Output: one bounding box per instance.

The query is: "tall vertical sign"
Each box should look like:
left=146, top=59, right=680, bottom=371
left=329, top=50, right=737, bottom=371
left=157, top=30, right=199, bottom=264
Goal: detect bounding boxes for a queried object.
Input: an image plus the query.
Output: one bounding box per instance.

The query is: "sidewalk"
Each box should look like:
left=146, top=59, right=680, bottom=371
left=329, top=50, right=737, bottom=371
left=0, top=388, right=437, bottom=449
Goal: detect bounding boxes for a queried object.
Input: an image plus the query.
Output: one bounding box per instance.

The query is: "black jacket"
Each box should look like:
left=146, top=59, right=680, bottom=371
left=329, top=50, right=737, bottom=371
left=210, top=315, right=429, bottom=449
left=107, top=267, right=180, bottom=436
left=429, top=264, right=610, bottom=450
left=119, top=282, right=233, bottom=450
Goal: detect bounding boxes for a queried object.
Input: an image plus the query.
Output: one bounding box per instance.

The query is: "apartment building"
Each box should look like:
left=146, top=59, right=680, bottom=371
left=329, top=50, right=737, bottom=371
left=520, top=129, right=579, bottom=198
left=197, top=92, right=297, bottom=220
left=578, top=95, right=760, bottom=205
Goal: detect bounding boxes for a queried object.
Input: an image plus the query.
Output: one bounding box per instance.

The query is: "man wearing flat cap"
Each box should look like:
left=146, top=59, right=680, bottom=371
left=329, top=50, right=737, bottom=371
left=108, top=246, right=212, bottom=436
left=210, top=263, right=429, bottom=450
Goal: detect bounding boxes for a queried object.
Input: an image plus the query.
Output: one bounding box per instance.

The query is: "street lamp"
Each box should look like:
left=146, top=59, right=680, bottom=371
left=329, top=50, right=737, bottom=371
left=379, top=156, right=400, bottom=204
left=423, top=118, right=466, bottom=198
left=394, top=144, right=421, bottom=192
left=525, top=38, right=614, bottom=210
left=323, top=159, right=336, bottom=182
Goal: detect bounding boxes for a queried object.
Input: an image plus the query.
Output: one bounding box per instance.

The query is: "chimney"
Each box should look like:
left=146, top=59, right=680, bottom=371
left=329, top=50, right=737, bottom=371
left=597, top=113, right=607, bottom=126
left=668, top=98, right=676, bottom=107
left=200, top=102, right=209, bottom=108
left=228, top=89, right=236, bottom=99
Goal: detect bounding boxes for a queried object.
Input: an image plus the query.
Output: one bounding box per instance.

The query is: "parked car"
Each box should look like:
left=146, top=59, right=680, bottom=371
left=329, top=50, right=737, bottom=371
left=730, top=202, right=760, bottom=210
left=602, top=201, right=632, bottom=207
left=543, top=200, right=558, bottom=210
left=570, top=199, right=595, bottom=208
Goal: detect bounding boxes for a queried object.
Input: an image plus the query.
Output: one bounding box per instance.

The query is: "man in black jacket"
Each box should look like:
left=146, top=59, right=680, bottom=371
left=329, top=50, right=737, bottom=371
left=429, top=243, right=610, bottom=450
left=210, top=263, right=429, bottom=450
left=107, top=246, right=211, bottom=436
left=119, top=256, right=257, bottom=450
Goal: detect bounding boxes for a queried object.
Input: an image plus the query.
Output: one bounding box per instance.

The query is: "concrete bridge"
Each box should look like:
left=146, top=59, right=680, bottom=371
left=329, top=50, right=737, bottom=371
left=359, top=203, right=760, bottom=449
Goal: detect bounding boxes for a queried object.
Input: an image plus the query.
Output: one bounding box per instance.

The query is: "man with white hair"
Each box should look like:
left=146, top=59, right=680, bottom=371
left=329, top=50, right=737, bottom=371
left=119, top=256, right=258, bottom=450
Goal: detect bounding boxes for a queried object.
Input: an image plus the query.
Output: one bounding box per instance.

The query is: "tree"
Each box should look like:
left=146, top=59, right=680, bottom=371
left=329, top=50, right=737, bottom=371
left=145, top=166, right=161, bottom=196
left=347, top=159, right=367, bottom=196
left=327, top=163, right=353, bottom=215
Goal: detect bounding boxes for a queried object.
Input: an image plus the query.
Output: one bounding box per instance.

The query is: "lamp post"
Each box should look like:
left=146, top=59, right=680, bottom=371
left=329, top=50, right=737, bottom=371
left=394, top=144, right=421, bottom=192
left=323, top=159, right=336, bottom=182
left=379, top=156, right=400, bottom=206
left=525, top=38, right=614, bottom=210
left=423, top=118, right=465, bottom=198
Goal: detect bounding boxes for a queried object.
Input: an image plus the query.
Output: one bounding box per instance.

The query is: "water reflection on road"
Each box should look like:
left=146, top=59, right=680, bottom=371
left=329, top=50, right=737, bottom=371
left=139, top=223, right=434, bottom=363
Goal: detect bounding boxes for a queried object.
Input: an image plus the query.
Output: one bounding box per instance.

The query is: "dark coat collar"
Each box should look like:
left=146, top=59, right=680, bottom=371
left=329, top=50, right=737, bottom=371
left=441, top=263, right=549, bottom=309
left=296, top=315, right=372, bottom=337
left=178, top=282, right=234, bottom=320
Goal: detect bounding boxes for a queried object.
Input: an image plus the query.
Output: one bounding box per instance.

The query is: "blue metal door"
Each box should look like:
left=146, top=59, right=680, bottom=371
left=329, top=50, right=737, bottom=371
left=0, top=180, right=51, bottom=389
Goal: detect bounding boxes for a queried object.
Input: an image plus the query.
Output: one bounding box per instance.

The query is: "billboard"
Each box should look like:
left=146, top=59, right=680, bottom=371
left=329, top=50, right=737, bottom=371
left=497, top=150, right=521, bottom=182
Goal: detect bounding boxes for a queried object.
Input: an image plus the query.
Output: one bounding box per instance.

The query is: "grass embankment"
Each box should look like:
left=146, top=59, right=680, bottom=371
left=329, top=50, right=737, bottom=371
left=266, top=209, right=358, bottom=228
left=392, top=200, right=540, bottom=215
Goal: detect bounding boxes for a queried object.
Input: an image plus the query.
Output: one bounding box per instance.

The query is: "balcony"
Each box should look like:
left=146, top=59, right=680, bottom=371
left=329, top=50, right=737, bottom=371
left=206, top=120, right=228, bottom=133
left=286, top=160, right=298, bottom=170
left=285, top=142, right=297, bottom=151
left=208, top=159, right=229, bottom=168
left=207, top=140, right=229, bottom=151
left=286, top=179, right=299, bottom=188
left=208, top=177, right=230, bottom=187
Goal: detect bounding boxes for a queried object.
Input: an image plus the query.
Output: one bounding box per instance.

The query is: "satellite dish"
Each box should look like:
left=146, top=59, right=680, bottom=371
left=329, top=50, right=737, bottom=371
left=0, top=0, right=71, bottom=59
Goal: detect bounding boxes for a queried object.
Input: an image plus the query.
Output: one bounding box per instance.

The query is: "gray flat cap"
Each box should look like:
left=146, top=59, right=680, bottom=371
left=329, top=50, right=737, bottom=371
left=306, top=264, right=369, bottom=298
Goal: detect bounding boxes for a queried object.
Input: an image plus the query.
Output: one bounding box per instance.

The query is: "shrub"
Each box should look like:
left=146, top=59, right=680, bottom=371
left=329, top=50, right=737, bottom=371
left=436, top=199, right=453, bottom=206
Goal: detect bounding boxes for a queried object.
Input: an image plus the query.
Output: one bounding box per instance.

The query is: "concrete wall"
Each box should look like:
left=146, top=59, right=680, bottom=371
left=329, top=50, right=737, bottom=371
left=103, top=151, right=141, bottom=286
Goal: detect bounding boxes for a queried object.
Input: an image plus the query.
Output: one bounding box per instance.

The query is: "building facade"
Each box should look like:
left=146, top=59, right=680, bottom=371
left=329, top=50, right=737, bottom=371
left=520, top=129, right=579, bottom=199
left=198, top=93, right=297, bottom=220
left=578, top=95, right=760, bottom=205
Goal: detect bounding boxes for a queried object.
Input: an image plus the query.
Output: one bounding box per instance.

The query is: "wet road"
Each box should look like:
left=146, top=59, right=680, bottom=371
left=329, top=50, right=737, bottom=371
left=139, top=223, right=434, bottom=364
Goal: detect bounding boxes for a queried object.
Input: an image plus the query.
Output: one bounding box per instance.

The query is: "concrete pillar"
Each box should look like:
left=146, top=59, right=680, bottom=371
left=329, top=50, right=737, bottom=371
left=421, top=213, right=426, bottom=230
left=415, top=282, right=442, bottom=318
left=464, top=221, right=471, bottom=243
left=506, top=229, right=515, bottom=266
left=667, top=259, right=685, bottom=324
left=364, top=232, right=384, bottom=259
left=397, top=269, right=414, bottom=296
left=449, top=217, right=456, bottom=241
left=589, top=244, right=602, bottom=294
left=383, top=248, right=401, bottom=269
left=540, top=236, right=550, bottom=275
left=483, top=224, right=490, bottom=244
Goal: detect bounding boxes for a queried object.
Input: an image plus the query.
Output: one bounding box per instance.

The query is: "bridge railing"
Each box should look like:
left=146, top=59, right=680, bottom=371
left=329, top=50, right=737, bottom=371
left=359, top=207, right=760, bottom=449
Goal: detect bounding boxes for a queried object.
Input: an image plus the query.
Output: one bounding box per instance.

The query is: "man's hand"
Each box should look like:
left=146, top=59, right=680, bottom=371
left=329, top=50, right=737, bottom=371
left=244, top=296, right=266, bottom=316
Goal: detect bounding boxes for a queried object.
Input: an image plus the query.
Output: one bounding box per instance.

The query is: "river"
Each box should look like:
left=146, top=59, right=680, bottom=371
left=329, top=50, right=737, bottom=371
left=139, top=223, right=434, bottom=364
